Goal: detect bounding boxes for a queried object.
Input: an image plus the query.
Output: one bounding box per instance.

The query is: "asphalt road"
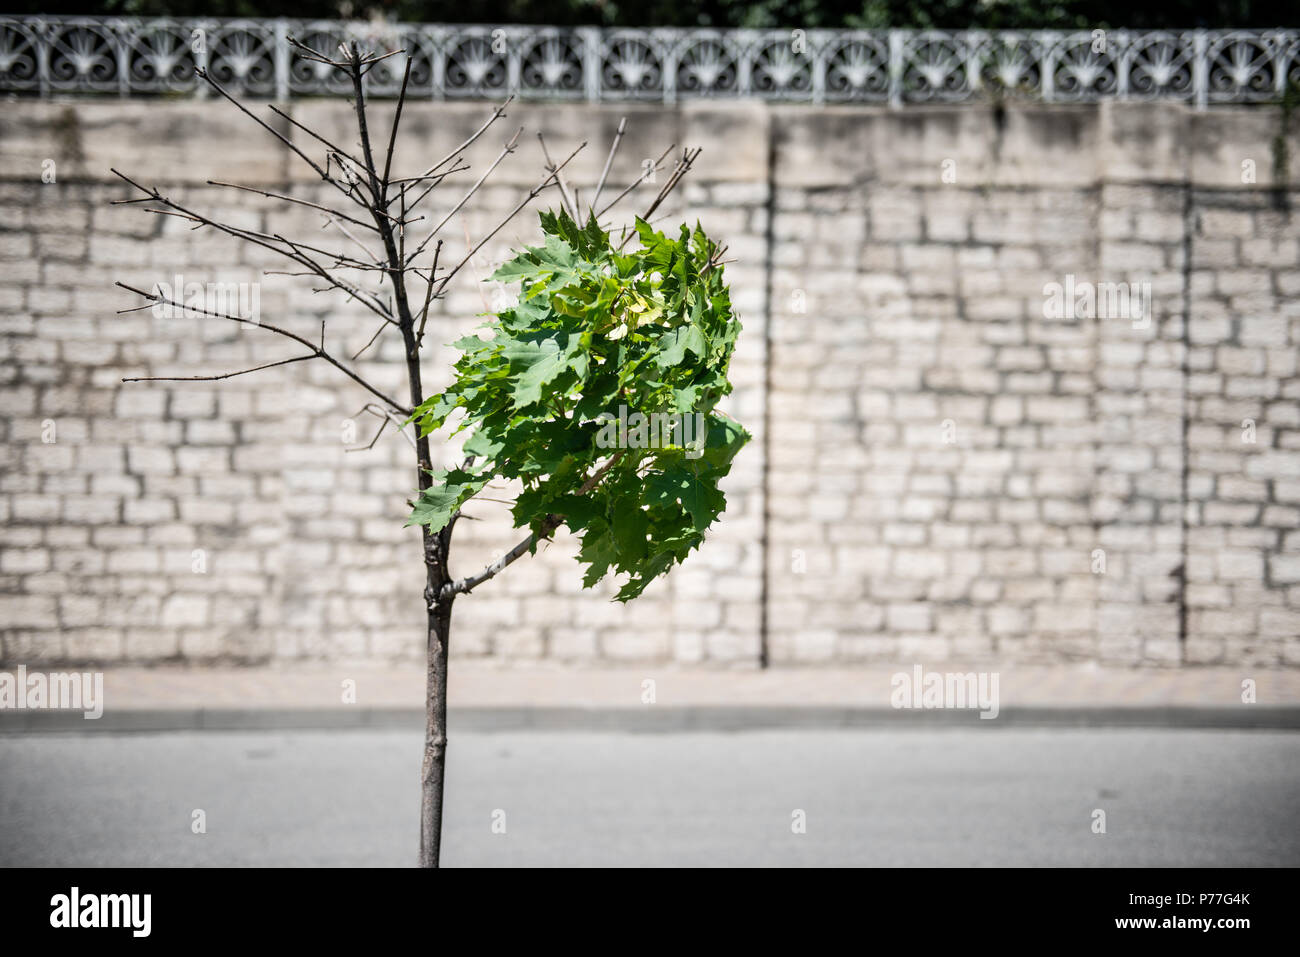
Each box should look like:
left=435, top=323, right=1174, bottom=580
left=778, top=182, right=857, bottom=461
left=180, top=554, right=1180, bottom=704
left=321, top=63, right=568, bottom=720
left=2, top=728, right=1297, bottom=867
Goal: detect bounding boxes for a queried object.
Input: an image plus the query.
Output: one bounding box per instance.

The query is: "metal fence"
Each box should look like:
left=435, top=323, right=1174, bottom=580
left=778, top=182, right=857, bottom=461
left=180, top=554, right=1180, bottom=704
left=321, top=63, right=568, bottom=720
left=1, top=17, right=1297, bottom=106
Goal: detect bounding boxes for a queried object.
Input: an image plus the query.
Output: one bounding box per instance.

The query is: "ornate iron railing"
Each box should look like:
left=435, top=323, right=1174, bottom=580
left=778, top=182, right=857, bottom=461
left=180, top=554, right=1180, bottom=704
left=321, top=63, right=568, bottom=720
left=1, top=17, right=1296, bottom=106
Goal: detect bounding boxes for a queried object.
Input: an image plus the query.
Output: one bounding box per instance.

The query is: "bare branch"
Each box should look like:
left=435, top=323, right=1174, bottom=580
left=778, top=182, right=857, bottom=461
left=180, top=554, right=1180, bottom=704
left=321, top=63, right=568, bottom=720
left=595, top=143, right=676, bottom=218
left=538, top=131, right=579, bottom=220
left=398, top=188, right=408, bottom=263
left=287, top=35, right=347, bottom=67
left=432, top=140, right=586, bottom=295
left=111, top=168, right=396, bottom=323
left=418, top=96, right=514, bottom=181
left=416, top=240, right=447, bottom=353
left=414, top=240, right=443, bottom=353
left=444, top=451, right=624, bottom=597
left=268, top=230, right=387, bottom=273
left=390, top=169, right=470, bottom=186
left=406, top=127, right=523, bottom=266
left=266, top=102, right=366, bottom=173
left=352, top=317, right=390, bottom=360
left=590, top=116, right=628, bottom=216
left=348, top=43, right=388, bottom=204
left=614, top=147, right=702, bottom=251
left=116, top=281, right=410, bottom=415
left=351, top=403, right=419, bottom=452
left=196, top=67, right=366, bottom=209
left=319, top=215, right=383, bottom=266
left=348, top=415, right=390, bottom=452
left=359, top=48, right=403, bottom=74
left=123, top=354, right=314, bottom=383
left=643, top=147, right=702, bottom=221
left=381, top=54, right=413, bottom=198
left=207, top=179, right=379, bottom=233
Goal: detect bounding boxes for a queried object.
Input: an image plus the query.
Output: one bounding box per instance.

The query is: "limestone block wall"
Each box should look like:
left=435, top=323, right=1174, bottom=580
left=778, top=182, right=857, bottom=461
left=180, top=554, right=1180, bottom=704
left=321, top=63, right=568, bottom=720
left=0, top=97, right=1296, bottom=667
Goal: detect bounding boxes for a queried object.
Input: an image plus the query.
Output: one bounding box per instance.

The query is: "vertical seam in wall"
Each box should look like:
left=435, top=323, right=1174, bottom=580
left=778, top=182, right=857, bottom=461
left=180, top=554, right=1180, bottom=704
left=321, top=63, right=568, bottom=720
left=757, top=109, right=777, bottom=669
left=1178, top=169, right=1195, bottom=661
left=1090, top=178, right=1102, bottom=661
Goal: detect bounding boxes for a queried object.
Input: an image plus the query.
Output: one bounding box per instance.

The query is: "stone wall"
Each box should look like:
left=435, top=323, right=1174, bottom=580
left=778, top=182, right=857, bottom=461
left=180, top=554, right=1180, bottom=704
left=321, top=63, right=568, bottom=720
left=0, top=97, right=1297, bottom=667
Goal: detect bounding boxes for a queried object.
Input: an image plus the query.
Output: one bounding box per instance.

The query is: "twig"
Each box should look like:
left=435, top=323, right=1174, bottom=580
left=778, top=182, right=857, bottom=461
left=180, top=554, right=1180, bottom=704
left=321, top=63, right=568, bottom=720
left=123, top=354, right=314, bottom=383
left=444, top=451, right=624, bottom=597
left=590, top=116, right=627, bottom=216
left=196, top=67, right=365, bottom=209
left=352, top=318, right=390, bottom=360
left=381, top=54, right=413, bottom=199
left=406, top=127, right=523, bottom=266
left=400, top=162, right=471, bottom=212
left=265, top=102, right=366, bottom=172
left=538, top=131, right=579, bottom=219
left=433, top=141, right=586, bottom=295
left=112, top=167, right=396, bottom=323
left=595, top=143, right=675, bottom=218
left=348, top=402, right=419, bottom=452
left=207, top=180, right=378, bottom=232
left=116, top=281, right=410, bottom=415
left=417, top=96, right=514, bottom=181
left=414, top=240, right=443, bottom=353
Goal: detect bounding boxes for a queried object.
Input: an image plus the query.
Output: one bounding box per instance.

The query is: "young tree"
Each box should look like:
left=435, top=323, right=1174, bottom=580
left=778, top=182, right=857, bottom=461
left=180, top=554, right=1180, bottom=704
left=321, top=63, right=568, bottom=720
left=113, top=39, right=747, bottom=868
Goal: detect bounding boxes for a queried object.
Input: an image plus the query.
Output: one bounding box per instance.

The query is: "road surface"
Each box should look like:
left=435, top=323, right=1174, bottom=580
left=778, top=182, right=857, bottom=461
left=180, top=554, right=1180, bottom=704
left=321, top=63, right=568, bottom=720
left=1, top=728, right=1296, bottom=866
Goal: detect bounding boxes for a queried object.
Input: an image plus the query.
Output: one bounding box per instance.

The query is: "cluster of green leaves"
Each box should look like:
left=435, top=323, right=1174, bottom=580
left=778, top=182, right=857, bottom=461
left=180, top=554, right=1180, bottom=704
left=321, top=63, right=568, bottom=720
left=407, top=209, right=749, bottom=601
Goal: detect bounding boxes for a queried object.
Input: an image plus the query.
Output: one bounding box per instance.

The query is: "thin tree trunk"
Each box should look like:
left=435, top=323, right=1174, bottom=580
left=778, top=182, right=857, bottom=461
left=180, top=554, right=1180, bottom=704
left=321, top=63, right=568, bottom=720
left=342, top=52, right=454, bottom=868
left=419, top=544, right=452, bottom=868
left=408, top=314, right=452, bottom=869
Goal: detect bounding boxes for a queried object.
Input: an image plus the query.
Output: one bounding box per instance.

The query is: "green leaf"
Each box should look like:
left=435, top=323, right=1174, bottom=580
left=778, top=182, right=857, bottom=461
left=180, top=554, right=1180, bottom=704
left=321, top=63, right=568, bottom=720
left=577, top=521, right=619, bottom=588
left=502, top=334, right=578, bottom=409
left=611, top=505, right=650, bottom=563
left=405, top=470, right=488, bottom=532
left=614, top=552, right=673, bottom=602
left=653, top=322, right=706, bottom=369
left=646, top=468, right=725, bottom=532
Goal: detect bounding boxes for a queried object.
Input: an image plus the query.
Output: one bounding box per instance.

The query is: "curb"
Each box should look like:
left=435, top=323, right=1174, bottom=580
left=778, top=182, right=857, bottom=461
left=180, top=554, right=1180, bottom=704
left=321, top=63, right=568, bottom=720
left=2, top=705, right=1298, bottom=733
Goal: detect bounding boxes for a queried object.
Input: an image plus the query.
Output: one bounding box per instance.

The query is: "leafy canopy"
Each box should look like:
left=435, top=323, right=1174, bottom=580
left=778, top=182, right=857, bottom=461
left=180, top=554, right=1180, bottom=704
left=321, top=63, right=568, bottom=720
left=407, top=209, right=749, bottom=601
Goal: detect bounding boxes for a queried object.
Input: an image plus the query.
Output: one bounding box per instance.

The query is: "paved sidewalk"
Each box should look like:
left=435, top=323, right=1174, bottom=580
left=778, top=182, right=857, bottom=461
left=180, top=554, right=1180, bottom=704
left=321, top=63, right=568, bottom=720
left=2, top=662, right=1298, bottom=731
left=64, top=662, right=1300, bottom=708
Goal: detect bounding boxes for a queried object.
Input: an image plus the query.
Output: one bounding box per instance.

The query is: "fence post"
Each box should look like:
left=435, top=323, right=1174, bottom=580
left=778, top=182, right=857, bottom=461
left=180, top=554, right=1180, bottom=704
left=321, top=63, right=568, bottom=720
left=505, top=26, right=521, bottom=98
left=663, top=28, right=678, bottom=106
left=809, top=29, right=825, bottom=106
left=965, top=30, right=984, bottom=96
left=33, top=18, right=49, bottom=99
left=115, top=18, right=130, bottom=98
left=193, top=19, right=209, bottom=99
left=1115, top=29, right=1130, bottom=100
left=274, top=19, right=289, bottom=101
left=1272, top=30, right=1287, bottom=97
left=888, top=30, right=902, bottom=108
left=1193, top=30, right=1207, bottom=110
left=579, top=26, right=600, bottom=103
left=1039, top=30, right=1057, bottom=102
